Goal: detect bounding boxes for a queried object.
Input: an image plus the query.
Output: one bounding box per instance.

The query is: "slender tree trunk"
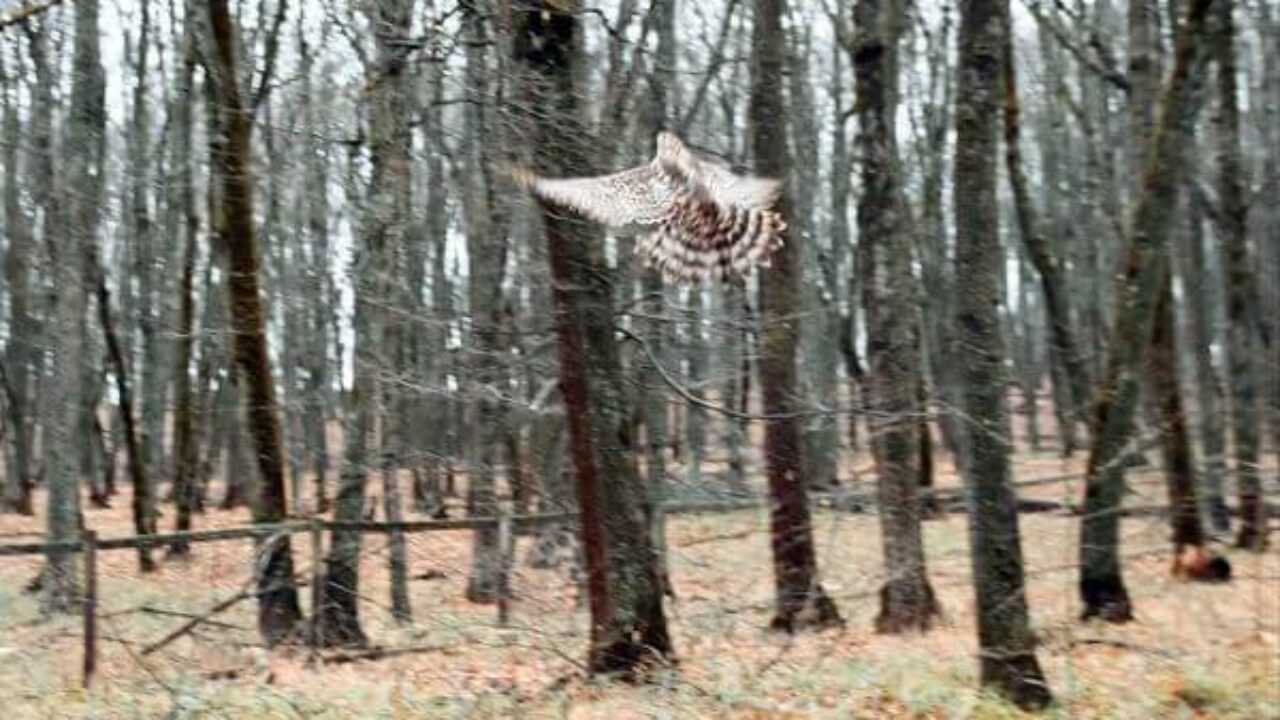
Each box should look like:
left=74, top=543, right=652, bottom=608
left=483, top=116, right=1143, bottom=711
left=638, top=0, right=676, bottom=590
left=45, top=0, right=105, bottom=612
left=1, top=47, right=36, bottom=515
left=170, top=20, right=200, bottom=554
left=953, top=0, right=1052, bottom=707
left=752, top=0, right=841, bottom=633
left=1129, top=0, right=1209, bottom=565
left=461, top=0, right=505, bottom=603
left=206, top=0, right=304, bottom=645
left=853, top=0, right=939, bottom=633
left=1149, top=275, right=1205, bottom=552
left=514, top=1, right=673, bottom=675
left=1183, top=189, right=1230, bottom=532
left=1001, top=29, right=1091, bottom=433
left=684, top=290, right=708, bottom=485
left=1213, top=0, right=1266, bottom=552
left=321, top=0, right=417, bottom=645
left=1078, top=0, right=1214, bottom=623
left=92, top=261, right=156, bottom=572
left=299, top=31, right=332, bottom=515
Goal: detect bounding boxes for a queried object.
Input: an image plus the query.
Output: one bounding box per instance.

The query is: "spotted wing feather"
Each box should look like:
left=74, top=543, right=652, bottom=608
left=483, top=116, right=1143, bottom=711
left=517, top=164, right=673, bottom=229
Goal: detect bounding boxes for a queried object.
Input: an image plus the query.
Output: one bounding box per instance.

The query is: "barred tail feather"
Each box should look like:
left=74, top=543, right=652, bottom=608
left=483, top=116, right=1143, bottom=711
left=639, top=205, right=785, bottom=283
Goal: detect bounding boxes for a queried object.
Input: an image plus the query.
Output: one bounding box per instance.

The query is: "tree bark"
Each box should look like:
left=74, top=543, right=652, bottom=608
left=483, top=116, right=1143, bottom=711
left=206, top=0, right=303, bottom=645
left=1182, top=187, right=1230, bottom=533
left=853, top=0, right=939, bottom=634
left=170, top=16, right=200, bottom=555
left=752, top=0, right=841, bottom=633
left=1213, top=0, right=1266, bottom=552
left=953, top=0, right=1052, bottom=707
left=1001, top=27, right=1091, bottom=433
left=1128, top=0, right=1208, bottom=564
left=1078, top=0, right=1215, bottom=623
left=461, top=0, right=506, bottom=604
left=514, top=1, right=673, bottom=676
left=41, top=0, right=103, bottom=612
left=1, top=44, right=36, bottom=515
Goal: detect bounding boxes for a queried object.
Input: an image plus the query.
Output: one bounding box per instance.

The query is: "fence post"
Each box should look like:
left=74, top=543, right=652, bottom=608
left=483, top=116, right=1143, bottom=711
left=82, top=529, right=98, bottom=689
left=497, top=511, right=512, bottom=626
left=309, top=519, right=324, bottom=664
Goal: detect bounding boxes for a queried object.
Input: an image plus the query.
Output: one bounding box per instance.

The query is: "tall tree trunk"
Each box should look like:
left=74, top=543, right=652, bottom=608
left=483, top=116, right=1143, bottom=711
left=299, top=30, right=332, bottom=515
left=514, top=1, right=672, bottom=675
left=636, top=0, right=676, bottom=591
left=1001, top=27, right=1091, bottom=435
left=1182, top=188, right=1230, bottom=532
left=915, top=8, right=959, bottom=458
left=1128, top=0, right=1208, bottom=564
left=1078, top=0, right=1214, bottom=623
left=461, top=0, right=505, bottom=604
left=92, top=264, right=156, bottom=572
left=320, top=0, right=417, bottom=645
left=752, top=0, right=841, bottom=633
left=170, top=19, right=200, bottom=553
left=44, top=0, right=105, bottom=612
left=853, top=0, right=939, bottom=634
left=128, top=4, right=167, bottom=504
left=206, top=0, right=304, bottom=645
left=1, top=45, right=36, bottom=515
left=1213, top=0, right=1266, bottom=552
left=953, top=0, right=1052, bottom=707
left=684, top=289, right=708, bottom=485
left=790, top=25, right=839, bottom=491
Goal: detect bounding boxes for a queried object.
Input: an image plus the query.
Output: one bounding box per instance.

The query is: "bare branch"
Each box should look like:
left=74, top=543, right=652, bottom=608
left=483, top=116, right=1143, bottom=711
left=250, top=0, right=289, bottom=114
left=0, top=0, right=67, bottom=31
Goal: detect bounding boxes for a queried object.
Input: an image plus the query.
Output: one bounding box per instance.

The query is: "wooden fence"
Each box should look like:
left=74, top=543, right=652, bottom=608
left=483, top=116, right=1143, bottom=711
left=7, top=466, right=1258, bottom=688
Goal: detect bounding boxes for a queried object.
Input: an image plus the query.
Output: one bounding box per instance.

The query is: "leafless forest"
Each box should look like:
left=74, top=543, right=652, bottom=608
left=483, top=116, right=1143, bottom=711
left=0, top=0, right=1276, bottom=716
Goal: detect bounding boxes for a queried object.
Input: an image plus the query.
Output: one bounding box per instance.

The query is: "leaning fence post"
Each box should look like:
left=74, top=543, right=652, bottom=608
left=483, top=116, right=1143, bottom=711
left=309, top=518, right=324, bottom=664
left=82, top=529, right=98, bottom=689
left=497, top=511, right=512, bottom=626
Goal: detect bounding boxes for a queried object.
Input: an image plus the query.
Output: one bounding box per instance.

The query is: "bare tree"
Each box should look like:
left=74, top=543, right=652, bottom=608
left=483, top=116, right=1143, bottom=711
left=953, top=0, right=1051, bottom=707
left=752, top=0, right=841, bottom=632
left=205, top=0, right=304, bottom=645
left=1, top=36, right=36, bottom=516
left=513, top=0, right=673, bottom=675
left=1078, top=0, right=1216, bottom=623
left=852, top=0, right=939, bottom=633
left=1213, top=0, right=1266, bottom=551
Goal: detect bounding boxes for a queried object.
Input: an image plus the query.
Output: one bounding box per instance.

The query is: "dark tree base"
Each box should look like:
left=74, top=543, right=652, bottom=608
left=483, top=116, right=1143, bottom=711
left=258, top=544, right=304, bottom=647
left=1079, top=576, right=1134, bottom=623
left=588, top=629, right=674, bottom=680
left=769, top=590, right=844, bottom=633
left=980, top=652, right=1053, bottom=710
left=317, top=605, right=368, bottom=649
left=1235, top=525, right=1268, bottom=552
left=259, top=591, right=304, bottom=648
left=466, top=583, right=499, bottom=604
left=875, top=581, right=941, bottom=634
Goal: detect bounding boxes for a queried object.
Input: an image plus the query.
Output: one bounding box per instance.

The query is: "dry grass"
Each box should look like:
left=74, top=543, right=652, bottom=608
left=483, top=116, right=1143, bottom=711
left=1, top=450, right=1277, bottom=719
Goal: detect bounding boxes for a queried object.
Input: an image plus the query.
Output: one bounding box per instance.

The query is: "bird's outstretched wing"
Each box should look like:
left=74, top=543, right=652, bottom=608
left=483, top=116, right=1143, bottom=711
left=654, top=132, right=782, bottom=209
left=508, top=164, right=674, bottom=229
left=510, top=133, right=787, bottom=284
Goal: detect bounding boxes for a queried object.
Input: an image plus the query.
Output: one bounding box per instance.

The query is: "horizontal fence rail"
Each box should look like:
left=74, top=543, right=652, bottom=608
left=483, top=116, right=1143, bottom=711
left=0, top=469, right=1193, bottom=558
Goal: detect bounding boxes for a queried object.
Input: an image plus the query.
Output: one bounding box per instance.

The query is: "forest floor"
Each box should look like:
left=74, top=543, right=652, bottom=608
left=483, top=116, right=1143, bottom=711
left=1, top=449, right=1277, bottom=719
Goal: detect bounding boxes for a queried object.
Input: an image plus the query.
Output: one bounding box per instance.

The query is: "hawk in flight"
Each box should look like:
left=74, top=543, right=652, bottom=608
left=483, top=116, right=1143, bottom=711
left=511, top=132, right=786, bottom=282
